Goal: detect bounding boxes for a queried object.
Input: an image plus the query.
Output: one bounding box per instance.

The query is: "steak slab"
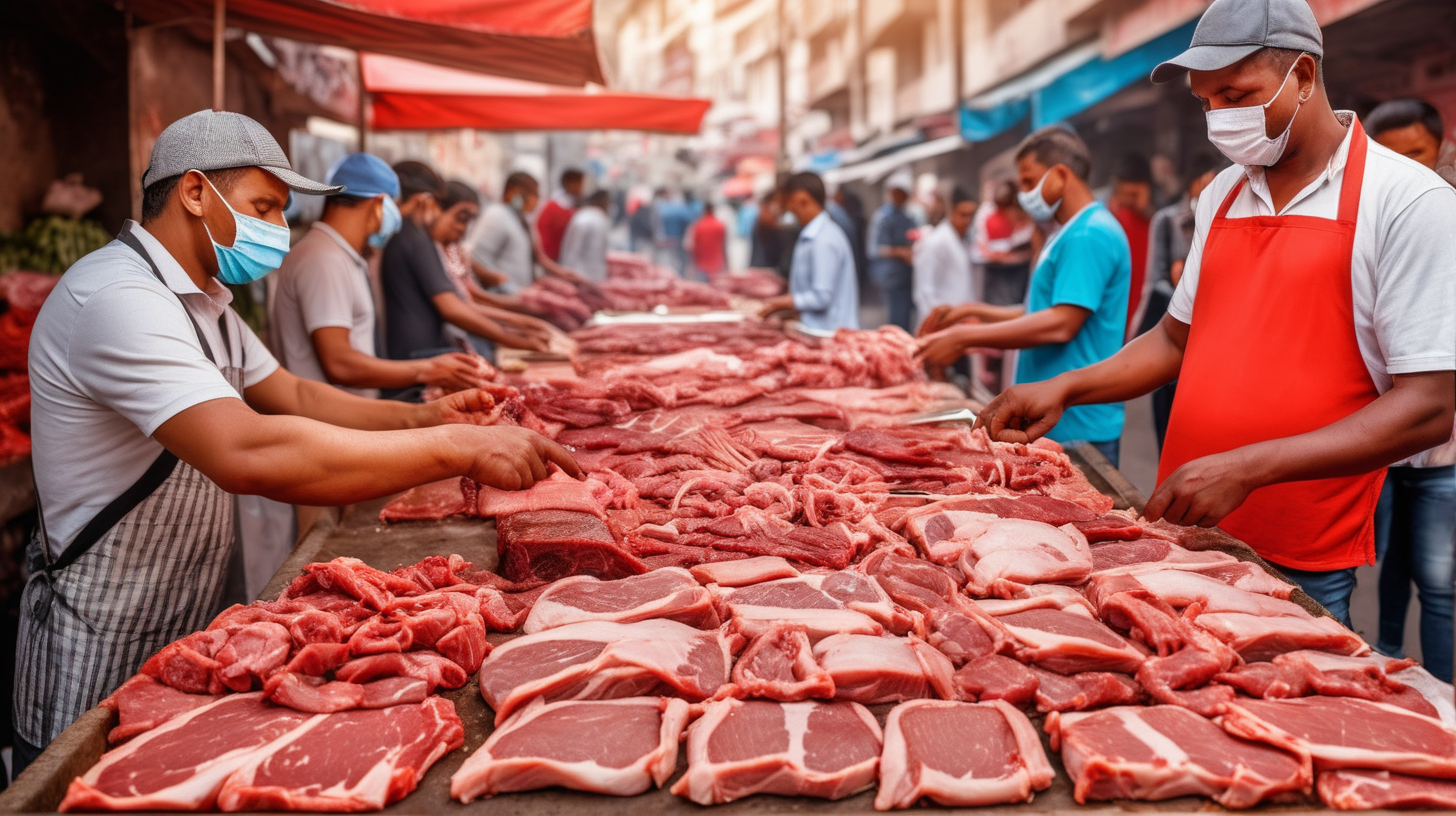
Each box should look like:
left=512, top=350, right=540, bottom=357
left=1221, top=697, right=1456, bottom=777
left=876, top=700, right=1053, bottom=809
left=522, top=567, right=717, bottom=633
left=450, top=697, right=689, bottom=802
left=671, top=698, right=882, bottom=804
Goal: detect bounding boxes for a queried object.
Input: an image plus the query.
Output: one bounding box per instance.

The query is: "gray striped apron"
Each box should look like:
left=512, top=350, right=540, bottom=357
left=14, top=228, right=241, bottom=748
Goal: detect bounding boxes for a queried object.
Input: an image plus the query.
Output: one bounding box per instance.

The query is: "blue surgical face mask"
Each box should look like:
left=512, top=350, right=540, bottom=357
left=198, top=172, right=291, bottom=285
left=1017, top=170, right=1062, bottom=223
left=368, top=196, right=401, bottom=249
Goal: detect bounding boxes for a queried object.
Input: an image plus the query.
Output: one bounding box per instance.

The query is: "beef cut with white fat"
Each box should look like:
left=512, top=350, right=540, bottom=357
left=812, top=634, right=955, bottom=704
left=671, top=698, right=882, bottom=805
left=451, top=697, right=690, bottom=802
left=709, top=570, right=910, bottom=641
left=1049, top=705, right=1310, bottom=808
left=476, top=618, right=733, bottom=724
left=522, top=567, right=717, bottom=633
left=1221, top=696, right=1456, bottom=778
left=875, top=699, right=1054, bottom=809
left=1318, top=769, right=1456, bottom=810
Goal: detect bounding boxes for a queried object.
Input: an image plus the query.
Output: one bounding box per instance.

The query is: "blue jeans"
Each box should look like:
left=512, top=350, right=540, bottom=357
left=1276, top=564, right=1358, bottom=629
left=1375, top=465, right=1456, bottom=682
left=1065, top=438, right=1121, bottom=469
left=879, top=279, right=914, bottom=334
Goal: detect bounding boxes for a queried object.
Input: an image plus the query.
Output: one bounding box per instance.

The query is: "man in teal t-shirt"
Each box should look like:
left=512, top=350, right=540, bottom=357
left=916, top=126, right=1130, bottom=464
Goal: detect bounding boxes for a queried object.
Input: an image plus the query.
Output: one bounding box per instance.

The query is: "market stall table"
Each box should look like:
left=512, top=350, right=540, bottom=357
left=3, top=445, right=1379, bottom=814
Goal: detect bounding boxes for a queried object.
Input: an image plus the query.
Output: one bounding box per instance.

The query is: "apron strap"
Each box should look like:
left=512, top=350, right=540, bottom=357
left=1337, top=118, right=1368, bottom=224
left=40, top=227, right=218, bottom=575
left=1214, top=177, right=1246, bottom=221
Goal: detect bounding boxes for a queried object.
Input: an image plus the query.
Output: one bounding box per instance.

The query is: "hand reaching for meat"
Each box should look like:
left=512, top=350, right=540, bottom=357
left=417, top=353, right=489, bottom=391
left=426, top=389, right=500, bottom=426
left=1143, top=450, right=1256, bottom=528
left=972, top=380, right=1067, bottom=444
left=463, top=426, right=582, bottom=490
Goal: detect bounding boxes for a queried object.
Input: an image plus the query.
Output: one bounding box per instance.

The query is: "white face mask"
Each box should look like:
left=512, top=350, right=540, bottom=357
left=1017, top=170, right=1061, bottom=223
left=1204, top=56, right=1305, bottom=167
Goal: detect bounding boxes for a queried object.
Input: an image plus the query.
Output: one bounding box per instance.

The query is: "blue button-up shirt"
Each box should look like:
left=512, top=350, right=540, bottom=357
left=790, top=211, right=859, bottom=332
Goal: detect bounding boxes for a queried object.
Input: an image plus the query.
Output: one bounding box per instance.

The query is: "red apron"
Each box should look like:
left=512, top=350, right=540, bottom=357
left=1158, top=120, right=1383, bottom=571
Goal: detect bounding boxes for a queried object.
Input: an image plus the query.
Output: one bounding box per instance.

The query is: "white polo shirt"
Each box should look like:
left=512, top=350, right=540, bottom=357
left=1169, top=113, right=1456, bottom=466
left=29, top=222, right=278, bottom=556
left=472, top=202, right=534, bottom=293
left=267, top=222, right=378, bottom=398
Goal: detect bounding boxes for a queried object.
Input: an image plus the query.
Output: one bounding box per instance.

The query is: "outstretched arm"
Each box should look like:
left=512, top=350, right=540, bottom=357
left=153, top=396, right=581, bottom=503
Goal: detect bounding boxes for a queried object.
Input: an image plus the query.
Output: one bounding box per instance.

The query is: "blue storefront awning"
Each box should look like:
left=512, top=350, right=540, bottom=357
left=959, top=18, right=1200, bottom=143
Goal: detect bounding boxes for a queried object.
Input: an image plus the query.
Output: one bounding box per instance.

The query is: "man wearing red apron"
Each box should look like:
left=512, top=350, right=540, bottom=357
left=973, top=0, right=1456, bottom=624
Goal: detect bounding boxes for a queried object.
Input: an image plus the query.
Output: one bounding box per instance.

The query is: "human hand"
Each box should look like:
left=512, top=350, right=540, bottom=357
left=462, top=426, right=582, bottom=490
left=422, top=388, right=499, bottom=426
left=1143, top=450, right=1257, bottom=528
left=972, top=380, right=1069, bottom=444
left=417, top=353, right=489, bottom=391
left=914, top=325, right=975, bottom=367
left=759, top=295, right=796, bottom=319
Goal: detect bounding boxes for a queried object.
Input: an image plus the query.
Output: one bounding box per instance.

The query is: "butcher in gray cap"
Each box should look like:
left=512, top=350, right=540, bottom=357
left=976, top=0, right=1455, bottom=626
left=13, top=110, right=578, bottom=774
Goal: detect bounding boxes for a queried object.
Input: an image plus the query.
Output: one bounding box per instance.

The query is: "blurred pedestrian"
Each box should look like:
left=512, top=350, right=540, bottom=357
left=654, top=190, right=693, bottom=276
left=473, top=172, right=539, bottom=294
left=1141, top=153, right=1220, bottom=450
left=1366, top=97, right=1456, bottom=682
left=749, top=190, right=784, bottom=271
left=688, top=201, right=727, bottom=281
left=758, top=172, right=858, bottom=331
left=628, top=191, right=655, bottom=253
left=560, top=189, right=612, bottom=282
left=1107, top=153, right=1154, bottom=336
left=977, top=180, right=1035, bottom=306
left=913, top=186, right=977, bottom=326
left=868, top=170, right=917, bottom=332
left=535, top=167, right=583, bottom=262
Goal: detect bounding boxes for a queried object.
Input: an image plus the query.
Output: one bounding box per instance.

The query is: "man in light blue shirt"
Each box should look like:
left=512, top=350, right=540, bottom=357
left=760, top=172, right=859, bottom=332
left=917, top=127, right=1129, bottom=463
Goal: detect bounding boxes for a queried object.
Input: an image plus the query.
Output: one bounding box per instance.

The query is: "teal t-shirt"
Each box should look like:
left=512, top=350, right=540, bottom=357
left=1015, top=202, right=1131, bottom=444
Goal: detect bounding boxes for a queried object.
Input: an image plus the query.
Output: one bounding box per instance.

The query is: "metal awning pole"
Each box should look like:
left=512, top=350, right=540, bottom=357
left=212, top=0, right=226, bottom=110
left=357, top=55, right=368, bottom=152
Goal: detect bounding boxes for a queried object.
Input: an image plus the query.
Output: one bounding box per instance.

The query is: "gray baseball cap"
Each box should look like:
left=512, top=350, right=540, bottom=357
left=142, top=109, right=341, bottom=194
left=1150, top=0, right=1323, bottom=84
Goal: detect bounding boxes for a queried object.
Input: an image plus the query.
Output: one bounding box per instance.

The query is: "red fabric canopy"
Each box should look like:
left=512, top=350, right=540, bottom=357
left=362, top=54, right=711, bottom=134
left=124, top=0, right=604, bottom=86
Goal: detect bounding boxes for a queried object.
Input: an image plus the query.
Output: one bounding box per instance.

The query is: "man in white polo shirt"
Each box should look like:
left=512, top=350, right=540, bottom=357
left=268, top=152, right=483, bottom=398
left=15, top=111, right=578, bottom=774
left=975, top=0, right=1455, bottom=625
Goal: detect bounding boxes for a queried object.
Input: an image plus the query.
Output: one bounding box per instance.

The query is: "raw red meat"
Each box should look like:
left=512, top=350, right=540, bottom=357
left=859, top=548, right=964, bottom=616
left=671, top=698, right=882, bottom=804
left=1188, top=609, right=1368, bottom=662
left=710, top=570, right=908, bottom=641
left=876, top=699, right=1054, bottom=809
left=978, top=602, right=1148, bottom=675
left=450, top=697, right=690, bottom=801
left=811, top=634, right=955, bottom=704
left=214, top=697, right=463, bottom=812
left=477, top=470, right=606, bottom=519
left=101, top=675, right=222, bottom=744
left=214, top=622, right=292, bottom=692
left=1048, top=705, right=1311, bottom=808
left=1030, top=667, right=1143, bottom=713
left=730, top=623, right=835, bottom=701
left=1318, top=769, right=1456, bottom=810
left=522, top=567, right=717, bottom=633
left=689, top=555, right=799, bottom=586
left=953, top=654, right=1039, bottom=705
left=1071, top=513, right=1145, bottom=542
left=58, top=693, right=315, bottom=812
left=262, top=673, right=365, bottom=713
left=1221, top=697, right=1456, bottom=777
left=496, top=510, right=647, bottom=583
left=334, top=651, right=469, bottom=693
left=379, top=477, right=477, bottom=522
left=476, top=619, right=733, bottom=724
left=957, top=519, right=1093, bottom=598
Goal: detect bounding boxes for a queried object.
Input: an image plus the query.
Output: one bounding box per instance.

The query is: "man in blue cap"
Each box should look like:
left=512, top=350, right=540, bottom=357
left=974, top=0, right=1454, bottom=625
left=268, top=152, right=484, bottom=398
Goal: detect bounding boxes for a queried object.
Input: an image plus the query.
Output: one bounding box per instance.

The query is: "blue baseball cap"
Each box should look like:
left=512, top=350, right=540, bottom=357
left=325, top=152, right=400, bottom=199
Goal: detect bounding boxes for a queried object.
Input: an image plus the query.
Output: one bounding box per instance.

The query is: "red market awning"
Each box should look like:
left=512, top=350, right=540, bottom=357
left=124, top=0, right=605, bottom=87
left=362, top=54, right=711, bottom=134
